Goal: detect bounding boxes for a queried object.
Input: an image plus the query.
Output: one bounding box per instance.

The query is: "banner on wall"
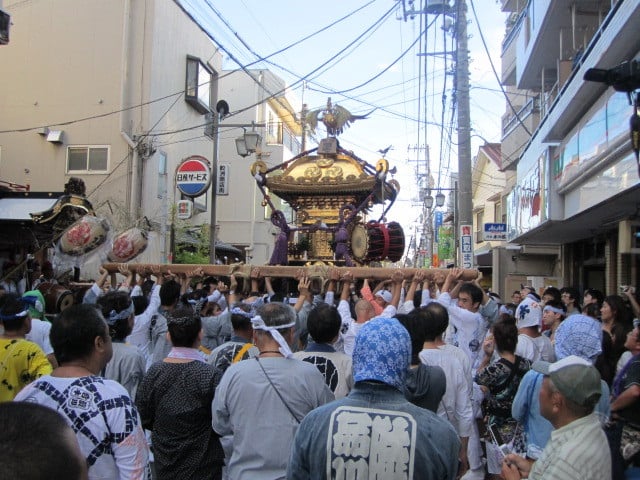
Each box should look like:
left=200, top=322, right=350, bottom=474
left=438, top=225, right=454, bottom=266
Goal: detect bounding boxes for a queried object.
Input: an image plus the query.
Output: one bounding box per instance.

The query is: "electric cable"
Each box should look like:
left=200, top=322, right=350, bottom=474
left=86, top=89, right=185, bottom=198
left=310, top=16, right=436, bottom=96
left=222, top=2, right=401, bottom=118
left=0, top=1, right=380, bottom=135
left=206, top=0, right=379, bottom=70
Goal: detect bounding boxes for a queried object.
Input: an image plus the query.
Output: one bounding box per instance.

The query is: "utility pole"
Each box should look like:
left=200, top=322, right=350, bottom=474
left=455, top=0, right=473, bottom=268
left=408, top=144, right=432, bottom=268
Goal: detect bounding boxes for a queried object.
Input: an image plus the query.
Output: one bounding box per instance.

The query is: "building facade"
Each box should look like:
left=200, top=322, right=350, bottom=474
left=0, top=0, right=304, bottom=273
left=471, top=143, right=509, bottom=290
left=0, top=0, right=226, bottom=271
left=499, top=0, right=640, bottom=296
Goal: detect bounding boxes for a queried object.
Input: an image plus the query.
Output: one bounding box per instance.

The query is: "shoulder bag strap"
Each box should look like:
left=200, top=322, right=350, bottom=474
left=255, top=357, right=301, bottom=424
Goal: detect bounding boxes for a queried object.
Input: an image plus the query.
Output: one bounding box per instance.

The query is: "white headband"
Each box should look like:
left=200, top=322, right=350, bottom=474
left=0, top=309, right=28, bottom=321
left=543, top=305, right=565, bottom=315
left=251, top=315, right=295, bottom=358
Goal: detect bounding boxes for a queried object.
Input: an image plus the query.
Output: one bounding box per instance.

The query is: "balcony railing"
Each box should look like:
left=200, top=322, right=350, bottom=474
left=501, top=95, right=540, bottom=136
left=501, top=5, right=527, bottom=54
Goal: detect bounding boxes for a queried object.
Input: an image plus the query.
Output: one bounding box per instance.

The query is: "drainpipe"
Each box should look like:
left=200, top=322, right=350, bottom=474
left=120, top=0, right=135, bottom=214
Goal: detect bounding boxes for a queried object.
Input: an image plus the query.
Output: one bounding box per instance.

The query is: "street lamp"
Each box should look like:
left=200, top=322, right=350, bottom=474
left=424, top=193, right=434, bottom=209
left=235, top=126, right=262, bottom=157
left=435, top=191, right=446, bottom=207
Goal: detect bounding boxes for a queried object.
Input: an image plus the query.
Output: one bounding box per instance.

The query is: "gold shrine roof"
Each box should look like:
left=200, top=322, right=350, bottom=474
left=264, top=153, right=397, bottom=204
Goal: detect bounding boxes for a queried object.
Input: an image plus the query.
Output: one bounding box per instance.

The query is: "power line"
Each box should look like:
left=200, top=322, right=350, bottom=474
left=310, top=16, right=436, bottom=96
left=208, top=0, right=379, bottom=70
left=86, top=92, right=184, bottom=198
left=223, top=2, right=400, bottom=118
left=0, top=90, right=184, bottom=135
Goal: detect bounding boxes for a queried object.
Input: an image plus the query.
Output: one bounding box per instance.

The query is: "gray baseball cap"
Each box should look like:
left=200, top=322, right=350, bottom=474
left=533, top=355, right=602, bottom=408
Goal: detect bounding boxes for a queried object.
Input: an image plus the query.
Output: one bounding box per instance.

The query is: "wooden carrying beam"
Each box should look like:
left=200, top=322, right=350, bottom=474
left=102, top=263, right=478, bottom=281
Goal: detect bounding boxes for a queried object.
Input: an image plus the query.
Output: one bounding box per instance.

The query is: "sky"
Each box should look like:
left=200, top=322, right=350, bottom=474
left=185, top=0, right=507, bottom=233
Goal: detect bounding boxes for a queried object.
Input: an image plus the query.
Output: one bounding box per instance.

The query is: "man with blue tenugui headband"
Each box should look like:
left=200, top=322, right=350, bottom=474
left=287, top=316, right=460, bottom=479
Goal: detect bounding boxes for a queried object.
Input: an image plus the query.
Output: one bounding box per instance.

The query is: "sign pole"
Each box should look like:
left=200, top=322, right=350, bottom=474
left=210, top=113, right=219, bottom=264
left=174, top=155, right=213, bottom=263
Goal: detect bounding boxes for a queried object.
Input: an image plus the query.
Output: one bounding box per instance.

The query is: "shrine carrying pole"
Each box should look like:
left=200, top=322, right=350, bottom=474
left=102, top=263, right=478, bottom=282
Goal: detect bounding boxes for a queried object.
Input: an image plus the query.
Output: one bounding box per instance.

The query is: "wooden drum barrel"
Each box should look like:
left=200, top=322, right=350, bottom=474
left=37, top=282, right=74, bottom=314
left=350, top=221, right=405, bottom=263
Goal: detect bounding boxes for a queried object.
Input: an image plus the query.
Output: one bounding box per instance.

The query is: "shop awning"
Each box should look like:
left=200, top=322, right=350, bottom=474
left=176, top=230, right=243, bottom=255
left=474, top=243, right=493, bottom=267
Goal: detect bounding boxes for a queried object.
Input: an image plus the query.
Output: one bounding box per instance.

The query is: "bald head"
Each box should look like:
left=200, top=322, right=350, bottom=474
left=355, top=299, right=375, bottom=323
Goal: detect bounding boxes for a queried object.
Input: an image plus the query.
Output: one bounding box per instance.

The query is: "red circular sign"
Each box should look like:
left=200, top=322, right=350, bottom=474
left=175, top=155, right=211, bottom=197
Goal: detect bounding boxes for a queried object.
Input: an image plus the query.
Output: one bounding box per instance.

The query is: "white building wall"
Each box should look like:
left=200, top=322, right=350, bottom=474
left=216, top=69, right=300, bottom=265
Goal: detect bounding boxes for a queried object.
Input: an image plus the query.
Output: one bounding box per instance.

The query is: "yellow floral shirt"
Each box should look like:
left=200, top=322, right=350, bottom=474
left=0, top=338, right=52, bottom=401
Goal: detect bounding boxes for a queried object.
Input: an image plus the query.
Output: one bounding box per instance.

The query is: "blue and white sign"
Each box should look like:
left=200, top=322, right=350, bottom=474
left=175, top=155, right=211, bottom=197
left=460, top=224, right=473, bottom=268
left=483, top=223, right=507, bottom=241
left=434, top=211, right=443, bottom=242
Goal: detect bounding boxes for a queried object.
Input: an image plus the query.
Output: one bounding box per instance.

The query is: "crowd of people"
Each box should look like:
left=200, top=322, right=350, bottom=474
left=0, top=264, right=639, bottom=479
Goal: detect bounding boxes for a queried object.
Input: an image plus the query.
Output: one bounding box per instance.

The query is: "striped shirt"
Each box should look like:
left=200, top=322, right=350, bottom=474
left=528, top=412, right=611, bottom=480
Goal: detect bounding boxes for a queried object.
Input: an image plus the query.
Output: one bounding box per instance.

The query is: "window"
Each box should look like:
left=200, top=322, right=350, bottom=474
left=475, top=209, right=484, bottom=243
left=66, top=146, right=109, bottom=173
left=185, top=56, right=213, bottom=114
left=266, top=111, right=277, bottom=143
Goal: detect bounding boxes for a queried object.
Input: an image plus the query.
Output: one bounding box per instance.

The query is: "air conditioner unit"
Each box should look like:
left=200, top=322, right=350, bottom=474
left=0, top=9, right=10, bottom=45
left=618, top=220, right=640, bottom=254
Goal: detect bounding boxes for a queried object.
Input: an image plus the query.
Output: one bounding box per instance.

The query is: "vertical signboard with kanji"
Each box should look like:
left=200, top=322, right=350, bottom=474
left=217, top=164, right=229, bottom=195
left=460, top=224, right=473, bottom=268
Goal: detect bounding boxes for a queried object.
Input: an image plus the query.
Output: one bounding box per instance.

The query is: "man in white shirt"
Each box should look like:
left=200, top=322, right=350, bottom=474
left=418, top=304, right=474, bottom=476
left=342, top=299, right=375, bottom=356
left=15, top=304, right=150, bottom=479
left=436, top=269, right=490, bottom=480
left=437, top=268, right=487, bottom=369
